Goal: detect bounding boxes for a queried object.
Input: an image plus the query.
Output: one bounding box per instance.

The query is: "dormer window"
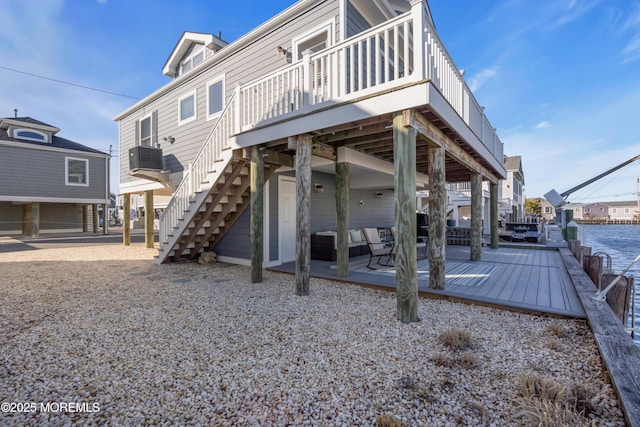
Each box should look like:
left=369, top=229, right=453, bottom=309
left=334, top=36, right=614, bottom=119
left=176, top=43, right=205, bottom=78
left=13, top=128, right=49, bottom=143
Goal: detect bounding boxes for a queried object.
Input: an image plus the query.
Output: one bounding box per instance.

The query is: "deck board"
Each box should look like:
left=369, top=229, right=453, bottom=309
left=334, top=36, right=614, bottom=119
left=270, top=245, right=586, bottom=318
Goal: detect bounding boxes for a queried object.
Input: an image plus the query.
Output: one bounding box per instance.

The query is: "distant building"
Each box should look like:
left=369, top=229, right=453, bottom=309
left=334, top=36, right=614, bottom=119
left=604, top=200, right=638, bottom=221
left=563, top=202, right=584, bottom=220
left=583, top=202, right=609, bottom=220
left=500, top=156, right=525, bottom=222
left=530, top=197, right=555, bottom=222
left=0, top=115, right=110, bottom=236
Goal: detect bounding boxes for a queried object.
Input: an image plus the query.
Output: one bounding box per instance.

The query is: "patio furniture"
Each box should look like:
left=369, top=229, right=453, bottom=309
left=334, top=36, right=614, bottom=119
left=362, top=227, right=394, bottom=269
left=311, top=230, right=370, bottom=261
left=390, top=226, right=427, bottom=259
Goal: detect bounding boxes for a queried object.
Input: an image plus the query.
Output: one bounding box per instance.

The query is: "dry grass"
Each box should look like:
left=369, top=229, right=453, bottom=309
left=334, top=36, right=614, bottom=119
left=547, top=324, right=567, bottom=338
left=376, top=413, right=405, bottom=427
left=439, top=328, right=473, bottom=351
left=431, top=352, right=479, bottom=369
left=516, top=374, right=597, bottom=426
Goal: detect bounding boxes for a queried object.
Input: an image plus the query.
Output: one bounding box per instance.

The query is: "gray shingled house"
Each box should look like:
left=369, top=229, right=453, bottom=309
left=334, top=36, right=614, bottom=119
left=0, top=116, right=111, bottom=236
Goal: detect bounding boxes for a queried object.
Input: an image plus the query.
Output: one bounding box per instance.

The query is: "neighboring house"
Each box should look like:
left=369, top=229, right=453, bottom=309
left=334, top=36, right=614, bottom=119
left=583, top=202, right=609, bottom=220
left=603, top=200, right=638, bottom=221
left=114, top=0, right=507, bottom=269
left=532, top=197, right=556, bottom=222
left=500, top=155, right=525, bottom=222
left=563, top=202, right=584, bottom=220
left=0, top=115, right=110, bottom=236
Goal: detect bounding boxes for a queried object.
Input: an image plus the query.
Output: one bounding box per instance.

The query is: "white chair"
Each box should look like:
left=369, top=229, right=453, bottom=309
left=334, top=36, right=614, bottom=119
left=362, top=228, right=394, bottom=269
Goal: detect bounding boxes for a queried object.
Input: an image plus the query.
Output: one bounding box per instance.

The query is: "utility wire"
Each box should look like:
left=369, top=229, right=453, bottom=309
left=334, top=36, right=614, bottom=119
left=0, top=65, right=141, bottom=100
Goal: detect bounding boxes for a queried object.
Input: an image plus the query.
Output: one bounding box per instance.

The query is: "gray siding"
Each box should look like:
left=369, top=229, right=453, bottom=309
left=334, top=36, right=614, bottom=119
left=118, top=0, right=341, bottom=192
left=214, top=169, right=395, bottom=261
left=346, top=1, right=372, bottom=38
left=0, top=202, right=85, bottom=234
left=0, top=202, right=22, bottom=232
left=41, top=203, right=83, bottom=230
left=0, top=145, right=107, bottom=200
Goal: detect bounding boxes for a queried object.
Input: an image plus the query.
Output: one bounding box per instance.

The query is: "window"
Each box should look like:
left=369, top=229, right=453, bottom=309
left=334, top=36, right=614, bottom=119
left=176, top=43, right=205, bottom=78
left=178, top=90, right=197, bottom=125
left=136, top=111, right=157, bottom=146
left=544, top=207, right=552, bottom=214
left=292, top=20, right=334, bottom=60
left=13, top=128, right=48, bottom=142
left=66, top=157, right=89, bottom=186
left=206, top=76, right=225, bottom=119
left=612, top=208, right=617, bottom=213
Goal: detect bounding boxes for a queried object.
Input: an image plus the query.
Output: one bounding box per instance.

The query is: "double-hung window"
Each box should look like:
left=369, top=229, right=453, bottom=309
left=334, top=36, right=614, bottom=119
left=178, top=90, right=197, bottom=125
left=292, top=20, right=334, bottom=60
left=206, top=76, right=225, bottom=120
left=136, top=111, right=157, bottom=147
left=66, top=157, right=89, bottom=186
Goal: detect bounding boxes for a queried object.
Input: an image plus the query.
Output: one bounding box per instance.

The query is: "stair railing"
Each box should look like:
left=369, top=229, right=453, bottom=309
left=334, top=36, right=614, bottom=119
left=159, top=90, right=238, bottom=248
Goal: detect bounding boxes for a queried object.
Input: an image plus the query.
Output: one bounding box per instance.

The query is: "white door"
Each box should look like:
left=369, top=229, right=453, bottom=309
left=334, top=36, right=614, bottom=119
left=278, top=177, right=297, bottom=262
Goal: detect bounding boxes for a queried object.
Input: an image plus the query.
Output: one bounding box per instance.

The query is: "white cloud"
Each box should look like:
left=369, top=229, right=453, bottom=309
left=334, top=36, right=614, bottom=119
left=467, top=68, right=497, bottom=92
left=536, top=121, right=550, bottom=129
left=622, top=34, right=640, bottom=64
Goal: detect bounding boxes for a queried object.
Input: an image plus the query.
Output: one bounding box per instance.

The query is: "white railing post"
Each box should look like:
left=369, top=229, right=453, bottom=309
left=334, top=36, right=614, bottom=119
left=234, top=83, right=242, bottom=134
left=302, top=50, right=312, bottom=107
left=410, top=0, right=426, bottom=80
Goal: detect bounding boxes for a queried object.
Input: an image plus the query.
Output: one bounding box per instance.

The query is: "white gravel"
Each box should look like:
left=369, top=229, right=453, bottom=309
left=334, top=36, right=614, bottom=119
left=0, top=244, right=626, bottom=426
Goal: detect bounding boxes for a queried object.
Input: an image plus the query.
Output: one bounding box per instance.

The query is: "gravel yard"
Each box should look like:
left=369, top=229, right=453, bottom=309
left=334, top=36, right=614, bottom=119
left=0, top=243, right=625, bottom=426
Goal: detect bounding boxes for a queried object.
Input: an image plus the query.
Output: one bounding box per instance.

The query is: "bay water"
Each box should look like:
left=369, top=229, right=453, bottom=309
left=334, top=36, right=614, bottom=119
left=581, top=224, right=640, bottom=346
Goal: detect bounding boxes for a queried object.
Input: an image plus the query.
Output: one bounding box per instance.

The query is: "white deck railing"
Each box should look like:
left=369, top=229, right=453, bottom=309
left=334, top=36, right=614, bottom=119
left=159, top=0, right=505, bottom=259
left=238, top=0, right=502, bottom=162
left=158, top=91, right=237, bottom=248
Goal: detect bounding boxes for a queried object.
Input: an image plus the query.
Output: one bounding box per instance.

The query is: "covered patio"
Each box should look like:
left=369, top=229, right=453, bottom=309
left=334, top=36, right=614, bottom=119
left=270, top=245, right=586, bottom=319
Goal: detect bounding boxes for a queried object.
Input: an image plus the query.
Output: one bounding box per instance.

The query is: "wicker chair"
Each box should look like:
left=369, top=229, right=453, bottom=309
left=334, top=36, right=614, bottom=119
left=362, top=228, right=394, bottom=269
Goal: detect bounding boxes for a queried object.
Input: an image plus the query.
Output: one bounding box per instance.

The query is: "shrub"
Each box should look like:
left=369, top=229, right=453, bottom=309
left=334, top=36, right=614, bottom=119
left=439, top=328, right=473, bottom=351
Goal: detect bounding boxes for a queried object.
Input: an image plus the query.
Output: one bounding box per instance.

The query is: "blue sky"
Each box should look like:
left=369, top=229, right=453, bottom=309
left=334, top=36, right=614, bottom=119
left=1, top=0, right=639, bottom=203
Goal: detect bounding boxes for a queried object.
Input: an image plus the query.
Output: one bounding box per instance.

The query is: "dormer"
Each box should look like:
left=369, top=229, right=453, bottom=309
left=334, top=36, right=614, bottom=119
left=162, top=32, right=228, bottom=78
left=0, top=117, right=60, bottom=144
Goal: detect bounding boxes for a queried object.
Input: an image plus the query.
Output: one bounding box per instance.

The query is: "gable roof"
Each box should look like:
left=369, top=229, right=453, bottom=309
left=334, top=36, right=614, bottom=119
left=0, top=116, right=108, bottom=155
left=162, top=31, right=228, bottom=78
left=504, top=155, right=524, bottom=184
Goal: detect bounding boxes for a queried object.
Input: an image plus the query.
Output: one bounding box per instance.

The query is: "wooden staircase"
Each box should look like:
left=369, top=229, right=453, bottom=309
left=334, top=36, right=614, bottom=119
left=156, top=91, right=244, bottom=264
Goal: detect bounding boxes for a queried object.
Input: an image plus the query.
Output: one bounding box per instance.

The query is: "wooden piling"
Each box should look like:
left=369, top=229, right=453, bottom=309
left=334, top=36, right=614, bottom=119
left=335, top=162, right=349, bottom=278
left=294, top=135, right=312, bottom=296
left=250, top=146, right=264, bottom=283
left=144, top=190, right=154, bottom=249
left=123, top=193, right=131, bottom=246
left=490, top=182, right=499, bottom=249
left=470, top=173, right=482, bottom=261
left=428, top=143, right=446, bottom=290
left=393, top=111, right=418, bottom=322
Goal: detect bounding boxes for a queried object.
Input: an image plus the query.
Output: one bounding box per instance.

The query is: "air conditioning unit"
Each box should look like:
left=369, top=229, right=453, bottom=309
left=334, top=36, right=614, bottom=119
left=129, top=146, right=163, bottom=170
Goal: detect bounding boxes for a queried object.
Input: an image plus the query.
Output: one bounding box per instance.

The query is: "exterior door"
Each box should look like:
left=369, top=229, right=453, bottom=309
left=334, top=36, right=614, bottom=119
left=278, top=177, right=296, bottom=262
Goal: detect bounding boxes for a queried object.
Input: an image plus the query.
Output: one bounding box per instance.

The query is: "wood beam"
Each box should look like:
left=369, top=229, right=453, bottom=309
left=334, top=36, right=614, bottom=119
left=123, top=193, right=131, bottom=246
left=428, top=144, right=446, bottom=290
left=470, top=172, right=483, bottom=261
left=410, top=111, right=499, bottom=184
left=394, top=111, right=418, bottom=322
left=490, top=182, right=499, bottom=249
left=82, top=205, right=89, bottom=233
left=250, top=146, right=264, bottom=283
left=145, top=190, right=154, bottom=248
left=293, top=135, right=312, bottom=296
left=335, top=162, right=349, bottom=277
left=92, top=204, right=99, bottom=233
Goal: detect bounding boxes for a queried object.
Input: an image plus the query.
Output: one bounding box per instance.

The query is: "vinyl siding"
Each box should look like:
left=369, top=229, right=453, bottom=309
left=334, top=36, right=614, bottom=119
left=0, top=144, right=107, bottom=200
left=346, top=1, right=372, bottom=38
left=0, top=202, right=87, bottom=234
left=0, top=202, right=22, bottom=232
left=213, top=170, right=395, bottom=261
left=118, top=0, right=341, bottom=192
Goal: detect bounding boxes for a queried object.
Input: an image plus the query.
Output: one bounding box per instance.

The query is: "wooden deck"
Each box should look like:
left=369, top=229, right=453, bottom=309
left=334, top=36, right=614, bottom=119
left=271, top=245, right=586, bottom=318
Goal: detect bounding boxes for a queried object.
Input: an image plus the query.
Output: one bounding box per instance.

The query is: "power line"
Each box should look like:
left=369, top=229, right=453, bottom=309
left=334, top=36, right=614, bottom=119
left=0, top=65, right=141, bottom=100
